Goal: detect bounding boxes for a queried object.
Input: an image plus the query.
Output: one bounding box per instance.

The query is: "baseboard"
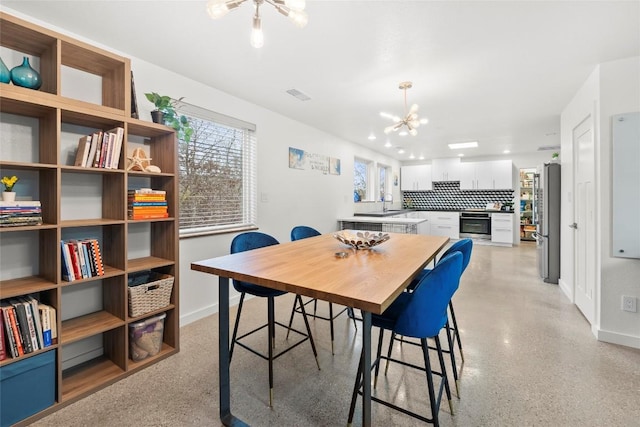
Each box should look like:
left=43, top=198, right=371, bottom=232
left=558, top=278, right=573, bottom=302
left=596, top=328, right=640, bottom=349
left=179, top=293, right=243, bottom=327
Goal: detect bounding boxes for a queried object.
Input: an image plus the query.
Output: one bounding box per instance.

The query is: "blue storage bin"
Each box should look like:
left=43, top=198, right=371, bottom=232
left=1, top=351, right=56, bottom=427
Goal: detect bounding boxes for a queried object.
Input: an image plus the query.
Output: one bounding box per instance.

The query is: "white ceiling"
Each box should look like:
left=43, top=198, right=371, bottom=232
left=3, top=1, right=639, bottom=160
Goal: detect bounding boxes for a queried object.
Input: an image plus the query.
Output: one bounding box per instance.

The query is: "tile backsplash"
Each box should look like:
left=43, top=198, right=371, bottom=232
left=403, top=181, right=514, bottom=210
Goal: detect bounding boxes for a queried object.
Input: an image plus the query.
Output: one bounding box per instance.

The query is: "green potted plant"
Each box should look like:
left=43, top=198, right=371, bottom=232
left=551, top=152, right=559, bottom=163
left=144, top=92, right=193, bottom=143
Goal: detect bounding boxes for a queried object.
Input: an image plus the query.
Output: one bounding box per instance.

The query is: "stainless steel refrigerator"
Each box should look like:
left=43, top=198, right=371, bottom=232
left=534, top=163, right=561, bottom=283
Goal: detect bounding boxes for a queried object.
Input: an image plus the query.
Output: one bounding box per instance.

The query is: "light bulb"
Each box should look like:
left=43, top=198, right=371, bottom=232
left=288, top=9, right=308, bottom=28
left=251, top=17, right=264, bottom=48
left=409, top=128, right=418, bottom=136
left=207, top=0, right=230, bottom=19
left=284, top=0, right=306, bottom=10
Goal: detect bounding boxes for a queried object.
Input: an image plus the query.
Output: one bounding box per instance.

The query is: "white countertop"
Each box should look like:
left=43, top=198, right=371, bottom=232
left=338, top=216, right=428, bottom=224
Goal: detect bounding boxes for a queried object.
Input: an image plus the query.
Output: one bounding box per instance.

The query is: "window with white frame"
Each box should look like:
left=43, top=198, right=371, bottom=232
left=176, top=102, right=257, bottom=237
left=354, top=157, right=373, bottom=202
left=378, top=164, right=391, bottom=201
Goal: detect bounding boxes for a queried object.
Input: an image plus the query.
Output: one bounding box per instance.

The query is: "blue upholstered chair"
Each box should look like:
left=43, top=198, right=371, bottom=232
left=347, top=251, right=463, bottom=426
left=394, top=238, right=473, bottom=396
left=286, top=225, right=356, bottom=354
left=229, top=231, right=320, bottom=407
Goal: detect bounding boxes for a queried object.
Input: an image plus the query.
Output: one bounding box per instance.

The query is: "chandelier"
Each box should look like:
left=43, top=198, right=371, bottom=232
left=381, top=81, right=427, bottom=137
left=207, top=0, right=308, bottom=48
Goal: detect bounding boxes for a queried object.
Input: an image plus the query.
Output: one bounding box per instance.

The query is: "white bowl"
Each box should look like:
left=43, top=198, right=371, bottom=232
left=333, top=230, right=391, bottom=250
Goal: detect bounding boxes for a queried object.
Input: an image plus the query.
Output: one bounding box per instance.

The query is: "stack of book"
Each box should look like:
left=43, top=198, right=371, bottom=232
left=0, top=297, right=57, bottom=360
left=0, top=201, right=42, bottom=227
left=73, top=126, right=124, bottom=169
left=128, top=188, right=168, bottom=220
left=60, top=238, right=105, bottom=282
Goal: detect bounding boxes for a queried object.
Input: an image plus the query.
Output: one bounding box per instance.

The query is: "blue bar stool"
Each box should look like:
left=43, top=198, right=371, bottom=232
left=229, top=231, right=320, bottom=407
left=347, top=251, right=463, bottom=426
left=286, top=225, right=357, bottom=354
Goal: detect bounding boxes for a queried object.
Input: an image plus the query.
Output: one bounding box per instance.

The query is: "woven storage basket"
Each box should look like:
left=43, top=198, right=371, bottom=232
left=128, top=272, right=174, bottom=317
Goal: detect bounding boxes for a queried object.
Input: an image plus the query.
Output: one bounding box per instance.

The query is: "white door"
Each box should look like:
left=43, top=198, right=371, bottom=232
left=573, top=115, right=596, bottom=323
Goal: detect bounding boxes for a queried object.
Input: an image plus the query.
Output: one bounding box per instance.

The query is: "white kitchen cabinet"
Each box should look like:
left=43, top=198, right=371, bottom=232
left=411, top=211, right=430, bottom=235
left=427, top=211, right=459, bottom=239
left=460, top=160, right=513, bottom=190
left=491, top=213, right=514, bottom=245
left=400, top=165, right=432, bottom=191
left=431, top=158, right=461, bottom=182
left=491, top=160, right=513, bottom=189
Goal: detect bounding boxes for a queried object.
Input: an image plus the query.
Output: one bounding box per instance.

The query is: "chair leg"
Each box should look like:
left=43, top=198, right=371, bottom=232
left=347, top=348, right=365, bottom=426
left=229, top=292, right=246, bottom=362
left=373, top=328, right=384, bottom=388
left=285, top=296, right=298, bottom=340
left=384, top=332, right=395, bottom=375
left=313, top=298, right=318, bottom=315
left=434, top=335, right=454, bottom=415
left=296, top=295, right=321, bottom=370
left=445, top=320, right=460, bottom=396
left=449, top=301, right=464, bottom=362
left=267, top=296, right=275, bottom=407
left=420, top=338, right=440, bottom=427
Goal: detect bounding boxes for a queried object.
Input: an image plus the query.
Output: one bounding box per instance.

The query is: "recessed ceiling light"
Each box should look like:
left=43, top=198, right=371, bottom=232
left=503, top=149, right=510, bottom=154
left=368, top=133, right=376, bottom=141
left=420, top=118, right=429, bottom=124
left=384, top=141, right=392, bottom=148
left=399, top=131, right=408, bottom=136
left=458, top=153, right=464, bottom=157
left=409, top=154, right=415, bottom=159
left=419, top=155, right=424, bottom=160
left=448, top=141, right=478, bottom=150
left=398, top=148, right=405, bottom=154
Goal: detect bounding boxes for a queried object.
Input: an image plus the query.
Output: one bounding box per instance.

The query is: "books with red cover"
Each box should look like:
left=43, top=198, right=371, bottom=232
left=10, top=299, right=33, bottom=353
left=0, top=308, right=6, bottom=360
left=1, top=302, right=23, bottom=357
left=66, top=241, right=82, bottom=280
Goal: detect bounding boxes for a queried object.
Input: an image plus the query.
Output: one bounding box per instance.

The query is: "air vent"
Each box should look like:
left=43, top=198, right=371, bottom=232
left=537, top=145, right=560, bottom=151
left=286, top=89, right=311, bottom=101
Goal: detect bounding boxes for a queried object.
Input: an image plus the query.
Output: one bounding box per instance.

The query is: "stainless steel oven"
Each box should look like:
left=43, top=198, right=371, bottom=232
left=459, top=211, right=491, bottom=239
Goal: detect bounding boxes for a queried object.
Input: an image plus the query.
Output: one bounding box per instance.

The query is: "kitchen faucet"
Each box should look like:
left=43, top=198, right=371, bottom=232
left=383, top=193, right=393, bottom=212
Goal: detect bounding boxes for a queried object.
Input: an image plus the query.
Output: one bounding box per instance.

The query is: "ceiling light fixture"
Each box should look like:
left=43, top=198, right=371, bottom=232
left=207, top=0, right=308, bottom=48
left=503, top=149, right=510, bottom=154
left=368, top=133, right=376, bottom=141
left=448, top=141, right=478, bottom=150
left=382, top=81, right=424, bottom=137
left=384, top=141, right=392, bottom=148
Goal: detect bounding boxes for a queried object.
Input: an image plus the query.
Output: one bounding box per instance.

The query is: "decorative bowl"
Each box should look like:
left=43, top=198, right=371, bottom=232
left=333, top=230, right=391, bottom=250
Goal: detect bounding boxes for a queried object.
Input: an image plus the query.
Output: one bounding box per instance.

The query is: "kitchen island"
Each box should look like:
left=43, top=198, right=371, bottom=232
left=338, top=215, right=429, bottom=234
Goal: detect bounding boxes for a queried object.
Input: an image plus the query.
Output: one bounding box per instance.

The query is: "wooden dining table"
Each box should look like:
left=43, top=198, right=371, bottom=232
left=191, top=232, right=449, bottom=426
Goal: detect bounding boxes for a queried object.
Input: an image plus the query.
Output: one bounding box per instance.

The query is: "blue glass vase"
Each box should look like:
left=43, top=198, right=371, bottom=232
left=0, top=56, right=10, bottom=84
left=10, top=56, right=42, bottom=90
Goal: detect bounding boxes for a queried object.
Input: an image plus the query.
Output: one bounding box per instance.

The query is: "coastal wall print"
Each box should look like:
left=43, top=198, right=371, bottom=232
left=289, top=147, right=341, bottom=175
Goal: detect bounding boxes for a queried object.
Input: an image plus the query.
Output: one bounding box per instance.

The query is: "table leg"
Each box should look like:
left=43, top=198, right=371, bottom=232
left=362, top=311, right=372, bottom=427
left=219, top=276, right=249, bottom=426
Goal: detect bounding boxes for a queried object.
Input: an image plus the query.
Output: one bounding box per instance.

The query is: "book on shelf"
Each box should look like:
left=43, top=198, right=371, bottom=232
left=128, top=188, right=166, bottom=195
left=91, top=131, right=103, bottom=167
left=25, top=296, right=44, bottom=350
left=107, top=127, right=124, bottom=169
left=38, top=304, right=52, bottom=347
left=74, top=134, right=92, bottom=167
left=61, top=238, right=104, bottom=281
left=18, top=298, right=40, bottom=351
left=0, top=301, right=23, bottom=357
left=61, top=240, right=75, bottom=281
left=0, top=309, right=6, bottom=360
left=44, top=303, right=58, bottom=343
left=10, top=300, right=33, bottom=354
left=0, top=200, right=43, bottom=227
left=129, top=213, right=169, bottom=220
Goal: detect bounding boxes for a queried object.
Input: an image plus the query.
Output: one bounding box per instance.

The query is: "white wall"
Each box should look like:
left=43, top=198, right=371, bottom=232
left=560, top=56, right=640, bottom=348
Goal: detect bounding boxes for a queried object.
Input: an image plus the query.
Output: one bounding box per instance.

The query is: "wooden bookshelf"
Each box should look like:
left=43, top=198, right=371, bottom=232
left=0, top=12, right=179, bottom=425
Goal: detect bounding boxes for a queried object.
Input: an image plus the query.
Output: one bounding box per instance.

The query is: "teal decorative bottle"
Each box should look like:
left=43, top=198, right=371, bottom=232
left=10, top=56, right=42, bottom=90
left=0, top=56, right=10, bottom=84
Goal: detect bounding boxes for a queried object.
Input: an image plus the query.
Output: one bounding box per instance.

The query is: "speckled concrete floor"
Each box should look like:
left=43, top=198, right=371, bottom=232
left=32, top=242, right=640, bottom=426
